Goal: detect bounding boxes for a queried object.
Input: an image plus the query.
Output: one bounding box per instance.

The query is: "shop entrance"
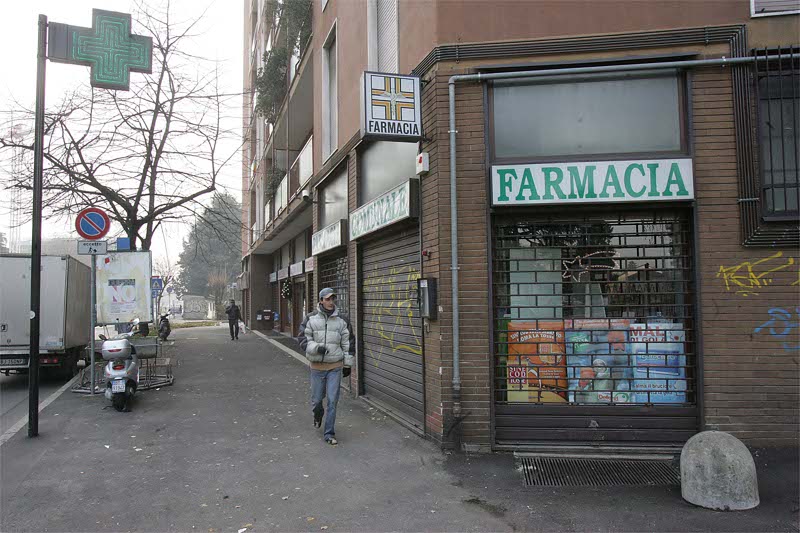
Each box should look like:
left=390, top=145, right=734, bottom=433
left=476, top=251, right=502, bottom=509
left=492, top=209, right=698, bottom=445
left=292, top=279, right=306, bottom=336
left=279, top=282, right=290, bottom=334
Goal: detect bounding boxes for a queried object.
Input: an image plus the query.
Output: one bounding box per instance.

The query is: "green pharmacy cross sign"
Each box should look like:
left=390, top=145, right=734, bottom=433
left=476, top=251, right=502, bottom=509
left=48, top=9, right=152, bottom=91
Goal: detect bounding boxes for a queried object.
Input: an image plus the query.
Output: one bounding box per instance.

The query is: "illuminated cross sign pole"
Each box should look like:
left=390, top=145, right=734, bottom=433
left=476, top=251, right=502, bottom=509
left=26, top=10, right=151, bottom=438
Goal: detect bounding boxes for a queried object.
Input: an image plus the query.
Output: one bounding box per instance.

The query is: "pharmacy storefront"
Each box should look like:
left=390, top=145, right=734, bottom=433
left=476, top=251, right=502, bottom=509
left=488, top=71, right=699, bottom=445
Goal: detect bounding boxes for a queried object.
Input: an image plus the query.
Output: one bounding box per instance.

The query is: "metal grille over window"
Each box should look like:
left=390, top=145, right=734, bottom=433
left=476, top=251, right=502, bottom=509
left=493, top=212, right=696, bottom=406
left=755, top=46, right=799, bottom=220
left=318, top=252, right=349, bottom=317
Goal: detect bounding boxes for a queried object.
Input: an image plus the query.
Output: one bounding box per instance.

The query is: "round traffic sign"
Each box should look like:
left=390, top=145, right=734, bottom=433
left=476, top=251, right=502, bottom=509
left=75, top=207, right=111, bottom=240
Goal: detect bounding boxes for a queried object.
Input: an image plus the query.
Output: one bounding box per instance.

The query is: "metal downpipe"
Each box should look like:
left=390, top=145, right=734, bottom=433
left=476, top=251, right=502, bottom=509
left=448, top=79, right=461, bottom=421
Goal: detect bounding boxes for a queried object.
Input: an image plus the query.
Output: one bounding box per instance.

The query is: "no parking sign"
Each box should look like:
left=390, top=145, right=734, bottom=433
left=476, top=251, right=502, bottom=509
left=75, top=207, right=110, bottom=240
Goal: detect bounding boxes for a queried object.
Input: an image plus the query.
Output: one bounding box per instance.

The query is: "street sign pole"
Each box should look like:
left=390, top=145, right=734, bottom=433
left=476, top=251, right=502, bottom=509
left=90, top=254, right=96, bottom=395
left=28, top=14, right=48, bottom=438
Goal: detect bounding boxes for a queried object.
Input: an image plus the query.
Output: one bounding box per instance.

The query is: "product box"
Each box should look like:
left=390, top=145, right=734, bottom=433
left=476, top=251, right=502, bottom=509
left=566, top=319, right=630, bottom=403
left=565, top=329, right=592, bottom=402
left=507, top=321, right=567, bottom=403
left=629, top=323, right=687, bottom=403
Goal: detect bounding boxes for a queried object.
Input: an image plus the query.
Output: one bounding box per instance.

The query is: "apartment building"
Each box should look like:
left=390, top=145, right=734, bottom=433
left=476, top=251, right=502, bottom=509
left=242, top=0, right=799, bottom=451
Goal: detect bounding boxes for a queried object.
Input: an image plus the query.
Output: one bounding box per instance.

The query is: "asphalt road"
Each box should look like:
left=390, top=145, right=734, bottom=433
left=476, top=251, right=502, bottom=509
left=0, top=370, right=72, bottom=435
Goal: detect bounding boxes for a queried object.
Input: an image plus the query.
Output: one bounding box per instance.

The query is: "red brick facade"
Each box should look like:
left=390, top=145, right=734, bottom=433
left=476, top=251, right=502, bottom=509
left=405, top=39, right=798, bottom=448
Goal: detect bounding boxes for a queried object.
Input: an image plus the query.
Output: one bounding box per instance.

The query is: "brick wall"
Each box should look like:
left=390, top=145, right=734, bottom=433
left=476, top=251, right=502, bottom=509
left=693, top=68, right=800, bottom=447
left=420, top=68, right=444, bottom=442
left=347, top=151, right=360, bottom=393
left=420, top=65, right=493, bottom=447
left=415, top=58, right=799, bottom=449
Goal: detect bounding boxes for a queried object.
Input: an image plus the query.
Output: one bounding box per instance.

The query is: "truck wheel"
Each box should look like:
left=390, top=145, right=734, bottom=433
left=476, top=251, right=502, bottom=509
left=60, top=352, right=79, bottom=380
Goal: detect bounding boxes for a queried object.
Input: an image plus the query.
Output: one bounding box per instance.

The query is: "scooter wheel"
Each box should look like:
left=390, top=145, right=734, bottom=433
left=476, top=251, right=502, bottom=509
left=112, top=393, right=127, bottom=412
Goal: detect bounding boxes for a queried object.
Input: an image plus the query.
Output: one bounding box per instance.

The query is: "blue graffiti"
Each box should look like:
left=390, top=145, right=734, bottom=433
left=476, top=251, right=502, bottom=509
left=754, top=308, right=800, bottom=351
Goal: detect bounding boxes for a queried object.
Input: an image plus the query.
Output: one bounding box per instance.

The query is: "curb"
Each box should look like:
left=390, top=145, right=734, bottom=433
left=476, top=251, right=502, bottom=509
left=251, top=329, right=309, bottom=367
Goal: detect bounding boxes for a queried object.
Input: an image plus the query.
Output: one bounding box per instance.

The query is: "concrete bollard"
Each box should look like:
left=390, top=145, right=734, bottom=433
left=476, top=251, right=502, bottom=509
left=681, top=430, right=760, bottom=511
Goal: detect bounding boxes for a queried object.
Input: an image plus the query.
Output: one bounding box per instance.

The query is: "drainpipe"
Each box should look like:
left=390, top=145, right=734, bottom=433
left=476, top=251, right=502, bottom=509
left=446, top=53, right=767, bottom=430
left=447, top=79, right=464, bottom=423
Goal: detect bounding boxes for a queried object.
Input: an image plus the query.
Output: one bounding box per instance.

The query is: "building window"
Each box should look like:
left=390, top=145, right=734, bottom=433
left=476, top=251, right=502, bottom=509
left=322, top=24, right=338, bottom=160
left=751, top=0, right=800, bottom=17
left=319, top=167, right=348, bottom=228
left=491, top=71, right=686, bottom=162
left=493, top=210, right=696, bottom=406
left=358, top=141, right=416, bottom=204
left=755, top=48, right=799, bottom=220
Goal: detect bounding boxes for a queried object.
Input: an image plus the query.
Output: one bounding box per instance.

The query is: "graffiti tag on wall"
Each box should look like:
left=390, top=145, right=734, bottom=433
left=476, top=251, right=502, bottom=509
left=717, top=252, right=800, bottom=297
left=366, top=264, right=422, bottom=359
left=754, top=307, right=800, bottom=351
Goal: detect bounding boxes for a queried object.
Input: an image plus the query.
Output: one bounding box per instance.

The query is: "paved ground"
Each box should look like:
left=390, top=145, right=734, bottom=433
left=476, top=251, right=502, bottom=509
left=1, top=325, right=797, bottom=532
left=1, top=372, right=70, bottom=435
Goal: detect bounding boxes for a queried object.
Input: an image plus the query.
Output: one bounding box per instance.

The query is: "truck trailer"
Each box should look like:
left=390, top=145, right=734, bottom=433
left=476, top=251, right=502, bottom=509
left=0, top=255, right=91, bottom=378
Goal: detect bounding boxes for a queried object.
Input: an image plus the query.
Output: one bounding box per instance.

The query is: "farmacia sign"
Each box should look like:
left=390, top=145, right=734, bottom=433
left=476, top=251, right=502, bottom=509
left=360, top=72, right=422, bottom=142
left=492, top=159, right=693, bottom=206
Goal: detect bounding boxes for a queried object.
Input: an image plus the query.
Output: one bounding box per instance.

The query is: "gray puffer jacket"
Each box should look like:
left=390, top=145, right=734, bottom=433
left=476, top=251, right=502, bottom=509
left=297, top=305, right=355, bottom=366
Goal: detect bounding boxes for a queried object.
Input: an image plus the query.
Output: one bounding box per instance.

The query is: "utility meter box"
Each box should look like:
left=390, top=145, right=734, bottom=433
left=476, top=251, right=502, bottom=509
left=418, top=278, right=438, bottom=320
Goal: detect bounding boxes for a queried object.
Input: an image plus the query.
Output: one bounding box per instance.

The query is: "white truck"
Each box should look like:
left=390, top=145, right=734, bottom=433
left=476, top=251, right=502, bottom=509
left=0, top=255, right=91, bottom=378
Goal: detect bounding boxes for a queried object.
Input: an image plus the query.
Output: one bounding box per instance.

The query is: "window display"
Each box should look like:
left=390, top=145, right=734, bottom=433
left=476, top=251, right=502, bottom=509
left=494, top=211, right=694, bottom=406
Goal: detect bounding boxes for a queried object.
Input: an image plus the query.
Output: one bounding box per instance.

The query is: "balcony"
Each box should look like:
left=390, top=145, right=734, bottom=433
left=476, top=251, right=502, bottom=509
left=290, top=136, right=313, bottom=192
left=245, top=1, right=314, bottom=258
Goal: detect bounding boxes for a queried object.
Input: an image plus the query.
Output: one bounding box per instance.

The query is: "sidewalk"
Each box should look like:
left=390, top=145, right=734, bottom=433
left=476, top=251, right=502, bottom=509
left=0, top=325, right=797, bottom=532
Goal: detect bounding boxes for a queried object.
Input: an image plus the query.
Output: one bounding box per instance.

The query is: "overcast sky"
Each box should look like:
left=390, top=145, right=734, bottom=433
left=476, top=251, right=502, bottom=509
left=0, top=0, right=243, bottom=265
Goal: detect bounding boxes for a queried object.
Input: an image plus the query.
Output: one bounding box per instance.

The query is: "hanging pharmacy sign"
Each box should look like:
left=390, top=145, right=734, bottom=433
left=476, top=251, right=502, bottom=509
left=492, top=158, right=694, bottom=206
left=350, top=179, right=419, bottom=240
left=360, top=72, right=422, bottom=141
left=48, top=9, right=153, bottom=91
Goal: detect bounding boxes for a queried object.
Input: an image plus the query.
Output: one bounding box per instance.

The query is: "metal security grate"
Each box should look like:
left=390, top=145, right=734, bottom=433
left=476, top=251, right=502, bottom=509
left=318, top=251, right=349, bottom=316
left=519, top=455, right=680, bottom=487
left=755, top=46, right=799, bottom=220
left=493, top=211, right=697, bottom=407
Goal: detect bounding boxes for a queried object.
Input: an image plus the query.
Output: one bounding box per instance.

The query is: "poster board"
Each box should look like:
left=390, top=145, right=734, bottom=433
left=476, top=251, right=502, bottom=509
left=95, top=251, right=153, bottom=325
left=506, top=321, right=567, bottom=403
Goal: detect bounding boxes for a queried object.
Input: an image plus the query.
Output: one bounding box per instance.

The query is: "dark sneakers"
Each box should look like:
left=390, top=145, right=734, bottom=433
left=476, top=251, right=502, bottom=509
left=313, top=403, right=324, bottom=428
left=325, top=436, right=338, bottom=445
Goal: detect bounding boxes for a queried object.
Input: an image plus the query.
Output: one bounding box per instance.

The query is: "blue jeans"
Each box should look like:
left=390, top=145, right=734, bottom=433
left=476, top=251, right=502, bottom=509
left=310, top=367, right=342, bottom=439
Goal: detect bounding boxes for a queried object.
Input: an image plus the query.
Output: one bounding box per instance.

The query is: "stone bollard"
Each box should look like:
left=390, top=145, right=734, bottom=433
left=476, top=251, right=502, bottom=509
left=680, top=430, right=760, bottom=511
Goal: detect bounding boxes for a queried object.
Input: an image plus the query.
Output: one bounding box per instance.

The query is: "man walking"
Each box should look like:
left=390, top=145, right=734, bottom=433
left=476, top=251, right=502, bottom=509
left=298, top=288, right=355, bottom=445
left=225, top=299, right=242, bottom=340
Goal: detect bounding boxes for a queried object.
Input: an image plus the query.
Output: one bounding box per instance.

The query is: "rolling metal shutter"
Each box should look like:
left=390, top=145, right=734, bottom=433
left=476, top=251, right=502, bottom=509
left=318, top=250, right=349, bottom=317
left=752, top=0, right=800, bottom=15
left=492, top=209, right=698, bottom=446
left=361, top=228, right=424, bottom=427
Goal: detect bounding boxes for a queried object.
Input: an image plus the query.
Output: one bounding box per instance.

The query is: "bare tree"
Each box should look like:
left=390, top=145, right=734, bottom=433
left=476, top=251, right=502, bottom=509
left=0, top=1, right=243, bottom=251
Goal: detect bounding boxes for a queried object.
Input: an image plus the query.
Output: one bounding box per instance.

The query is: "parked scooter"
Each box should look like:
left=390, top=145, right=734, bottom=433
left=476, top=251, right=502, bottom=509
left=99, top=318, right=143, bottom=412
left=158, top=313, right=171, bottom=341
